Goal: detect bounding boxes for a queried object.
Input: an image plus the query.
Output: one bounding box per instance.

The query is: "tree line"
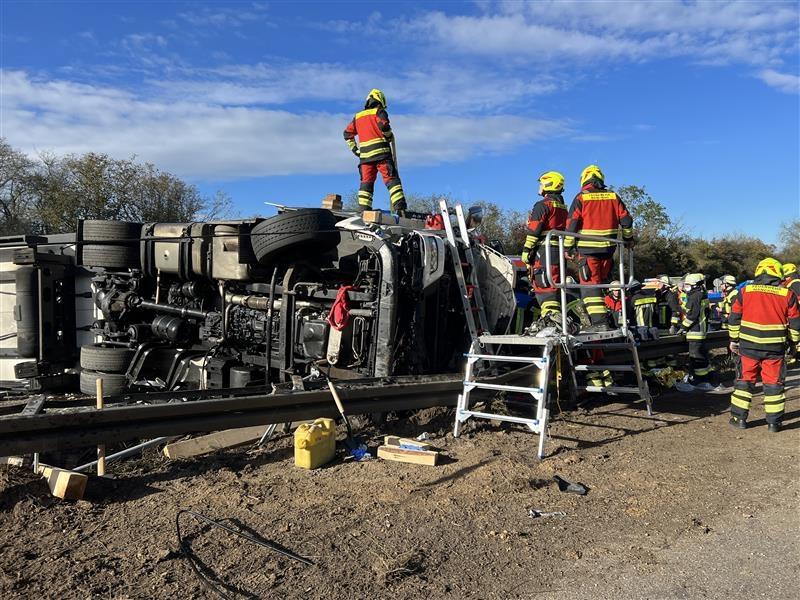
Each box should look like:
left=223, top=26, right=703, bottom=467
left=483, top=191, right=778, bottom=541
left=0, top=139, right=231, bottom=236
left=2, top=138, right=794, bottom=282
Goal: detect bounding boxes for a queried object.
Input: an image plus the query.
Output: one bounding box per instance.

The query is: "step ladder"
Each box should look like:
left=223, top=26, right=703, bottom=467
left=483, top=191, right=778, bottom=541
left=439, top=199, right=491, bottom=349
left=569, top=329, right=653, bottom=416
left=454, top=334, right=560, bottom=459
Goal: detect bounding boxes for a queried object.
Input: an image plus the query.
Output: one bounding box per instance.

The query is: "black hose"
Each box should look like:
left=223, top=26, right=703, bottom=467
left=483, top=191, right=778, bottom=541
left=175, top=509, right=313, bottom=599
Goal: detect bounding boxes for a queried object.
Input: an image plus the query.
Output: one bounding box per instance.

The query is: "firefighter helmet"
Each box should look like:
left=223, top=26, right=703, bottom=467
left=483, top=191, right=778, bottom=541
left=538, top=171, right=565, bottom=193
left=721, top=275, right=736, bottom=287
left=580, top=164, right=604, bottom=186
left=366, top=89, right=387, bottom=107
left=755, top=257, right=782, bottom=278
left=684, top=273, right=705, bottom=287
left=782, top=262, right=798, bottom=277
left=658, top=275, right=670, bottom=286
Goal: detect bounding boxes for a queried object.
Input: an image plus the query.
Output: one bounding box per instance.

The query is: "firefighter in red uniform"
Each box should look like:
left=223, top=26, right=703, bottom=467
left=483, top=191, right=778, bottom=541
left=728, top=258, right=800, bottom=432
left=565, top=165, right=634, bottom=331
left=521, top=171, right=568, bottom=320
left=343, top=89, right=407, bottom=214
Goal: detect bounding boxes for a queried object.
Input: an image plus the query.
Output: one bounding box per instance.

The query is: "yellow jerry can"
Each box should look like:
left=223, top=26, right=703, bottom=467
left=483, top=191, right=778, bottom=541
left=294, top=418, right=336, bottom=469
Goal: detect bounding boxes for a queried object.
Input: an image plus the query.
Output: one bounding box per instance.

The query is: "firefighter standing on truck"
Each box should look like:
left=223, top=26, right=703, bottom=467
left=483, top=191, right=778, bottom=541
left=728, top=258, right=800, bottom=432
left=565, top=165, right=635, bottom=331
left=678, top=273, right=714, bottom=388
left=521, top=171, right=568, bottom=320
left=343, top=89, right=407, bottom=214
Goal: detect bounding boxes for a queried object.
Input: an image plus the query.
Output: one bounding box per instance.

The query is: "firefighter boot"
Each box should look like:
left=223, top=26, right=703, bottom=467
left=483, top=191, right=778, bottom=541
left=729, top=416, right=747, bottom=430
left=768, top=422, right=781, bottom=433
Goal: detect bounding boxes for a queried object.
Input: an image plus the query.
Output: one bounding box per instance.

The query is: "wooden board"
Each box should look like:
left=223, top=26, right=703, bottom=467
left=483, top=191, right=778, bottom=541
left=36, top=464, right=88, bottom=500
left=377, top=445, right=439, bottom=466
left=163, top=425, right=268, bottom=459
left=384, top=436, right=433, bottom=451
left=0, top=456, right=28, bottom=467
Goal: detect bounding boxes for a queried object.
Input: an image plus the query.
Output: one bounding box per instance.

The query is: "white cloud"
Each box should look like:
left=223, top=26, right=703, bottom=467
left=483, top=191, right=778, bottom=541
left=146, top=61, right=558, bottom=114
left=1, top=70, right=567, bottom=179
left=401, top=2, right=798, bottom=68
left=757, top=69, right=800, bottom=94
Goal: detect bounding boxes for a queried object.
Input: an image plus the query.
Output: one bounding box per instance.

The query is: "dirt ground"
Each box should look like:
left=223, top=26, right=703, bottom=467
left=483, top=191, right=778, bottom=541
left=1, top=369, right=798, bottom=599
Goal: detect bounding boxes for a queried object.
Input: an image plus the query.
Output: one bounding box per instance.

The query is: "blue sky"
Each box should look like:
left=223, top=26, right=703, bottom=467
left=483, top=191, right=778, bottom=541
left=2, top=0, right=798, bottom=243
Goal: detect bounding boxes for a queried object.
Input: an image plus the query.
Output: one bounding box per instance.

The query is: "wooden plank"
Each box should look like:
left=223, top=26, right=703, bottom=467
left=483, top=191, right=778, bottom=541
left=377, top=445, right=439, bottom=466
left=163, top=425, right=268, bottom=459
left=36, top=464, right=88, bottom=500
left=21, top=396, right=45, bottom=416
left=0, top=456, right=28, bottom=467
left=383, top=436, right=433, bottom=451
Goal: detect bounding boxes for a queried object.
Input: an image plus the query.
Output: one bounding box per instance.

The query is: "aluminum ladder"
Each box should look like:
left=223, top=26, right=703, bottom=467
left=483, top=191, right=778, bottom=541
left=454, top=334, right=557, bottom=459
left=569, top=329, right=653, bottom=415
left=439, top=199, right=491, bottom=348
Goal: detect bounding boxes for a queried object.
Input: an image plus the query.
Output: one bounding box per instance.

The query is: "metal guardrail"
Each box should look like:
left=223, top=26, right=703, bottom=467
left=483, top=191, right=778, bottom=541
left=543, top=229, right=634, bottom=335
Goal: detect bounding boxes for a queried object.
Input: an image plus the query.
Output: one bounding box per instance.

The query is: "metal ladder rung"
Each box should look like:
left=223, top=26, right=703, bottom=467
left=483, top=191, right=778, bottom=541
left=465, top=381, right=543, bottom=395
left=578, top=385, right=643, bottom=394
left=466, top=353, right=547, bottom=365
left=458, top=410, right=542, bottom=430
left=574, top=364, right=635, bottom=372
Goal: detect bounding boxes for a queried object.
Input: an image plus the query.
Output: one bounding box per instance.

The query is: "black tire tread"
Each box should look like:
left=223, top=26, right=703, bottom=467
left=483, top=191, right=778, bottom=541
left=250, top=209, right=339, bottom=264
left=82, top=244, right=140, bottom=269
left=80, top=343, right=134, bottom=372
left=80, top=370, right=128, bottom=396
left=82, top=220, right=142, bottom=243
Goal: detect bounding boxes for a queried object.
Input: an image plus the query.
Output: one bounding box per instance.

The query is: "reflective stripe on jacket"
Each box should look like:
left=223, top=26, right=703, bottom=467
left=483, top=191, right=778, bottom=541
left=343, top=107, right=393, bottom=163
left=729, top=274, right=800, bottom=357
left=524, top=194, right=568, bottom=251
left=565, top=184, right=634, bottom=253
left=682, top=288, right=709, bottom=340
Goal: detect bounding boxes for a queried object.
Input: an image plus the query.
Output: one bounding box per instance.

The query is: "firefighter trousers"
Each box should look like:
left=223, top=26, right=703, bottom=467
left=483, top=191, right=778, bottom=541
left=358, top=159, right=406, bottom=212
left=730, top=355, right=786, bottom=425
left=688, top=341, right=712, bottom=382
left=532, top=246, right=560, bottom=317
left=577, top=253, right=614, bottom=325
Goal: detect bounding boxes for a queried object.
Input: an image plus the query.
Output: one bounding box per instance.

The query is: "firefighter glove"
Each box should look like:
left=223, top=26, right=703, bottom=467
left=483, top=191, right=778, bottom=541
left=352, top=147, right=360, bottom=157
left=521, top=249, right=533, bottom=264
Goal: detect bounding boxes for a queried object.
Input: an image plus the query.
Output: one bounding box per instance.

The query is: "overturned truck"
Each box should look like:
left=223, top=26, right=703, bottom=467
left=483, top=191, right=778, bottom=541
left=73, top=207, right=515, bottom=396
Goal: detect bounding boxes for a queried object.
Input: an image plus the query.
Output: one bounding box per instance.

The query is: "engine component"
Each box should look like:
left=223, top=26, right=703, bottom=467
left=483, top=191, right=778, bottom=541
left=126, top=324, right=152, bottom=343
left=151, top=315, right=192, bottom=343
left=14, top=267, right=38, bottom=358
left=299, top=319, right=329, bottom=360
left=230, top=365, right=259, bottom=388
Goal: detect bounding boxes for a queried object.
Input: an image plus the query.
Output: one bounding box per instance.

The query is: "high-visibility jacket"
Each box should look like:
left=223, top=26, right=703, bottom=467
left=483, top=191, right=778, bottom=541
left=343, top=107, right=394, bottom=164
left=783, top=275, right=800, bottom=297
left=631, top=287, right=657, bottom=328
left=729, top=274, right=800, bottom=358
left=681, top=287, right=709, bottom=341
left=657, top=287, right=682, bottom=328
left=720, top=287, right=738, bottom=329
left=523, top=193, right=568, bottom=252
left=565, top=184, right=634, bottom=254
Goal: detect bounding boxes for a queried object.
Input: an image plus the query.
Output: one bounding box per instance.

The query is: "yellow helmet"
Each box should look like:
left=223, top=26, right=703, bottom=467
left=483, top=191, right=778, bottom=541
left=782, top=262, right=798, bottom=277
left=366, top=89, right=387, bottom=107
left=755, top=257, right=782, bottom=278
left=580, top=164, right=604, bottom=186
left=684, top=273, right=705, bottom=286
left=538, top=170, right=565, bottom=193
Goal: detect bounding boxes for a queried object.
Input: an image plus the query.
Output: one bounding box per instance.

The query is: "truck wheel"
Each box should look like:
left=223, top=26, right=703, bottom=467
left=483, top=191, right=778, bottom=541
left=250, top=209, right=340, bottom=264
left=80, top=370, right=128, bottom=396
left=82, top=220, right=142, bottom=243
left=80, top=343, right=134, bottom=373
left=81, top=244, right=140, bottom=269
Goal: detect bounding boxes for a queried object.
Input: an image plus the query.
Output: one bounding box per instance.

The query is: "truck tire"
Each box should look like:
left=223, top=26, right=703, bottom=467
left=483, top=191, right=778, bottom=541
left=250, top=209, right=340, bottom=264
left=82, top=220, right=142, bottom=243
left=80, top=343, right=134, bottom=373
left=81, top=244, right=140, bottom=269
left=80, top=370, right=128, bottom=396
